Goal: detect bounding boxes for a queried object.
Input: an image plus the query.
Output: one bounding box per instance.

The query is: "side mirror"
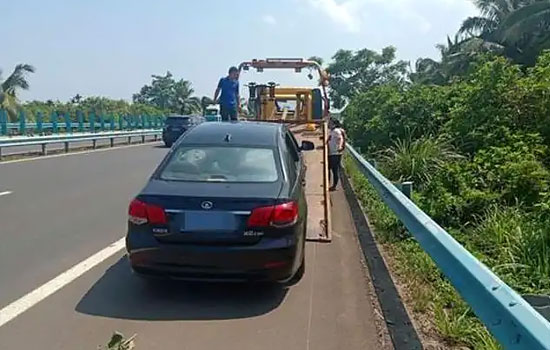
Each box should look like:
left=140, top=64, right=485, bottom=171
left=300, top=140, right=315, bottom=151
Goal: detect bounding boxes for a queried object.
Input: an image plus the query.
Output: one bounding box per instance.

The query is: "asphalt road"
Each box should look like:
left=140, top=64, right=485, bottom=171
left=0, top=134, right=160, bottom=157
left=0, top=144, right=383, bottom=349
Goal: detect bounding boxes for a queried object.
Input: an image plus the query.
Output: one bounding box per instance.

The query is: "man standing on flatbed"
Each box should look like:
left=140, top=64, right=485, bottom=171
left=214, top=66, right=240, bottom=121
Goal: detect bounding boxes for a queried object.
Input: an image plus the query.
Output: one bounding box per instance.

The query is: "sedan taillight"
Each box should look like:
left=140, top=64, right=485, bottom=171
left=128, top=199, right=167, bottom=225
left=247, top=201, right=298, bottom=228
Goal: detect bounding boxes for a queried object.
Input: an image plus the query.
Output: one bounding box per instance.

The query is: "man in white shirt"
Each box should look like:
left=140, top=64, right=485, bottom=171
left=327, top=119, right=346, bottom=191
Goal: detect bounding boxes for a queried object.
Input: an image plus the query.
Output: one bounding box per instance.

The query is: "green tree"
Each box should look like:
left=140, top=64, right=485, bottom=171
left=307, top=56, right=324, bottom=66
left=133, top=72, right=200, bottom=114
left=326, top=47, right=408, bottom=108
left=0, top=64, right=35, bottom=121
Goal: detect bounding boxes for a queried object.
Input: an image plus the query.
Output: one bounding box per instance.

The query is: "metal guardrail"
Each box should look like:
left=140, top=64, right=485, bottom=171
left=0, top=130, right=161, bottom=145
left=346, top=144, right=550, bottom=350
left=0, top=130, right=162, bottom=160
left=0, top=109, right=166, bottom=136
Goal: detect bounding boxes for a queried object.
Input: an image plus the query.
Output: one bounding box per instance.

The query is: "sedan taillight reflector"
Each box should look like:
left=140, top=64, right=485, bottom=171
left=247, top=201, right=298, bottom=228
left=128, top=199, right=167, bottom=225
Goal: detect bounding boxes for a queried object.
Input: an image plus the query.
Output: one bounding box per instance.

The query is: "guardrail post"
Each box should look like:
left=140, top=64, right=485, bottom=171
left=89, top=112, right=95, bottom=133
left=51, top=112, right=58, bottom=134
left=92, top=139, right=97, bottom=149
left=127, top=136, right=132, bottom=144
left=141, top=134, right=145, bottom=143
left=99, top=114, right=105, bottom=131
left=36, top=112, right=43, bottom=134
left=65, top=112, right=71, bottom=133
left=0, top=110, right=7, bottom=136
left=19, top=110, right=26, bottom=135
left=77, top=111, right=84, bottom=133
left=110, top=137, right=114, bottom=147
left=64, top=141, right=69, bottom=153
left=41, top=143, right=47, bottom=155
left=110, top=115, right=115, bottom=131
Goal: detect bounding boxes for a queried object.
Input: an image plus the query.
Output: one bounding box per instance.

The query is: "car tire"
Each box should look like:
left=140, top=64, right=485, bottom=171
left=286, top=255, right=305, bottom=286
left=164, top=141, right=173, bottom=148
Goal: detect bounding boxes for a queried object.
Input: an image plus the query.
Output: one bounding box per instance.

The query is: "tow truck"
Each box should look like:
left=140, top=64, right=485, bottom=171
left=238, top=58, right=332, bottom=242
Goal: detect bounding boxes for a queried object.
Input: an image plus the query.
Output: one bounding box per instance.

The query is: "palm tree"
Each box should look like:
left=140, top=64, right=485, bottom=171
left=499, top=1, right=550, bottom=64
left=459, top=0, right=550, bottom=65
left=174, top=79, right=201, bottom=114
left=0, top=64, right=35, bottom=121
left=411, top=35, right=503, bottom=85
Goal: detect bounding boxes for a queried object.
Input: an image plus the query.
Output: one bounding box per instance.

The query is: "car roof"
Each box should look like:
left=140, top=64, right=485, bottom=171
left=181, top=122, right=282, bottom=147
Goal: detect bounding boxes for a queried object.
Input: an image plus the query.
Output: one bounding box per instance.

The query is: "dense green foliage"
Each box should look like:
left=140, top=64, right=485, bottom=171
left=18, top=97, right=166, bottom=122
left=345, top=53, right=550, bottom=293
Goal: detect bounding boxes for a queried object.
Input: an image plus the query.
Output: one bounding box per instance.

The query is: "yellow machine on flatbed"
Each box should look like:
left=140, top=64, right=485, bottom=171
left=238, top=58, right=332, bottom=242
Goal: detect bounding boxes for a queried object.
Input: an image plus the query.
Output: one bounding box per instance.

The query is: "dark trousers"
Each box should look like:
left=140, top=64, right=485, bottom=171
left=328, top=154, right=342, bottom=187
left=220, top=104, right=238, bottom=121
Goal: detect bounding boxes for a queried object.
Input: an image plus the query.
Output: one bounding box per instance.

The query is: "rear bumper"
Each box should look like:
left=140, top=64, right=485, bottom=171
left=126, top=230, right=299, bottom=282
left=162, top=130, right=184, bottom=144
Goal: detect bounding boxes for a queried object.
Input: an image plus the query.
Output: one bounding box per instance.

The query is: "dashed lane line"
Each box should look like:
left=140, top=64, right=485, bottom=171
left=0, top=237, right=125, bottom=328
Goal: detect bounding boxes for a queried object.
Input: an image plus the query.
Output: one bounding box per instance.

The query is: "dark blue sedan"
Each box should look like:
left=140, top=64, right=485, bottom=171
left=126, top=122, right=314, bottom=283
left=162, top=115, right=204, bottom=147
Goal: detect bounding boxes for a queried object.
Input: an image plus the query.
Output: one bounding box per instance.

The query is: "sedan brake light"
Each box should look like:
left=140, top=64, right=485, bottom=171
left=247, top=201, right=298, bottom=228
left=128, top=199, right=167, bottom=225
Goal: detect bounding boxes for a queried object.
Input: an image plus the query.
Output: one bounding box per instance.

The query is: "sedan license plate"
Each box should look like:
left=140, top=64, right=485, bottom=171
left=182, top=212, right=237, bottom=232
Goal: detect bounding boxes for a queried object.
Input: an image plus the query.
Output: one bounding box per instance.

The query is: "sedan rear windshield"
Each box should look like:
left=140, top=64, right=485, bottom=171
left=166, top=117, right=191, bottom=125
left=160, top=146, right=279, bottom=183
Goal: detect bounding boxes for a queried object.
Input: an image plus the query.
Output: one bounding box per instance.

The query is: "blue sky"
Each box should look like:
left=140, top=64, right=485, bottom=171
left=2, top=0, right=478, bottom=102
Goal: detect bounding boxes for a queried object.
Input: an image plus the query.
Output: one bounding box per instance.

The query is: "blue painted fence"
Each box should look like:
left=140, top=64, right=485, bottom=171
left=0, top=109, right=165, bottom=136
left=347, top=144, right=550, bottom=350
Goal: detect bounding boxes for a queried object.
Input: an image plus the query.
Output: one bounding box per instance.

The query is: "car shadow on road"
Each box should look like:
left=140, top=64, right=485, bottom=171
left=75, top=256, right=289, bottom=321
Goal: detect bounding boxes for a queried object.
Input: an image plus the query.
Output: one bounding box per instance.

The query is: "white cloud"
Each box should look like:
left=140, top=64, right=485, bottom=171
left=262, top=14, right=277, bottom=25
left=303, top=0, right=477, bottom=34
left=305, top=0, right=362, bottom=33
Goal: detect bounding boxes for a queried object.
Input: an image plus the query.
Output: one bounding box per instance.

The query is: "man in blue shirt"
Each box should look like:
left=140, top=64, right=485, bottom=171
left=214, top=66, right=240, bottom=121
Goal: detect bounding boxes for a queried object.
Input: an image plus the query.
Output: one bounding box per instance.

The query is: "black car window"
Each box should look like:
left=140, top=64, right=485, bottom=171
left=285, top=132, right=299, bottom=162
left=165, top=117, right=191, bottom=126
left=160, top=146, right=279, bottom=183
left=284, top=132, right=300, bottom=184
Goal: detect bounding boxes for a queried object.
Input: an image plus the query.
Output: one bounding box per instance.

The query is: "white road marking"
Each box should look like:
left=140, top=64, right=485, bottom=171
left=0, top=237, right=125, bottom=328
left=0, top=141, right=162, bottom=165
left=0, top=191, right=12, bottom=197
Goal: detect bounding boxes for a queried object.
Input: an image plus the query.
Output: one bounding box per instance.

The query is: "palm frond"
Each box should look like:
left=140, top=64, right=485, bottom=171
left=1, top=64, right=35, bottom=94
left=499, top=1, right=550, bottom=44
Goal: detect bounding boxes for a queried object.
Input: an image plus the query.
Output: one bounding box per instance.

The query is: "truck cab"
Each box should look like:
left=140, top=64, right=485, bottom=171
left=204, top=105, right=221, bottom=122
